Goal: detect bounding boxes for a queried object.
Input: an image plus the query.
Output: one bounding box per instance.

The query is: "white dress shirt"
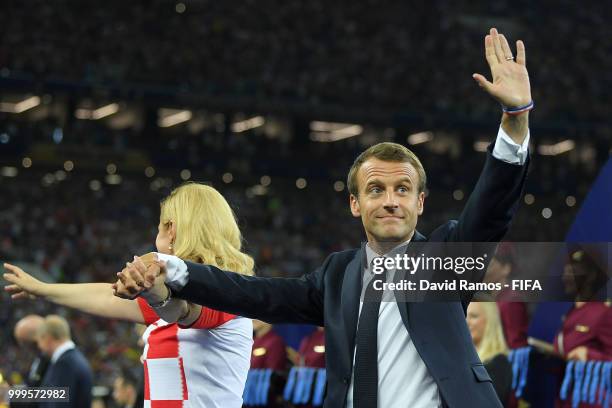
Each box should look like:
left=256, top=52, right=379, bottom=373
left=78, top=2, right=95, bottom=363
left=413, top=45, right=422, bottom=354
left=50, top=340, right=76, bottom=364
left=161, top=126, right=529, bottom=407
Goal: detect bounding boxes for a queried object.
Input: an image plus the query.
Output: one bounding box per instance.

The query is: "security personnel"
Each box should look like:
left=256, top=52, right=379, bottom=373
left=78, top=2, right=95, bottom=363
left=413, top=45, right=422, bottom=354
left=297, top=327, right=325, bottom=369
left=554, top=301, right=612, bottom=362
left=251, top=320, right=288, bottom=370
left=248, top=320, right=288, bottom=408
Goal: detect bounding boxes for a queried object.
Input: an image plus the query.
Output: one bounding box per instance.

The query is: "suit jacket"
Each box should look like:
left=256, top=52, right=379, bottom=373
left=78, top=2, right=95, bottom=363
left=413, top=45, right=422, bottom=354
left=173, top=147, right=529, bottom=408
left=41, top=347, right=93, bottom=408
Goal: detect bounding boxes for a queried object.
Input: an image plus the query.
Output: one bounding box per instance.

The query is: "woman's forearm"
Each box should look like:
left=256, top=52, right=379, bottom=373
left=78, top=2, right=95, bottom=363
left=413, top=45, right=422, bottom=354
left=43, top=282, right=144, bottom=323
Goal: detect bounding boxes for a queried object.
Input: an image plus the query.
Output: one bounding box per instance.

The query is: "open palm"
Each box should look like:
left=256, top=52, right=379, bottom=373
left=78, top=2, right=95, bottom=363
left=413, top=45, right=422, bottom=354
left=473, top=28, right=531, bottom=108
left=3, top=263, right=43, bottom=299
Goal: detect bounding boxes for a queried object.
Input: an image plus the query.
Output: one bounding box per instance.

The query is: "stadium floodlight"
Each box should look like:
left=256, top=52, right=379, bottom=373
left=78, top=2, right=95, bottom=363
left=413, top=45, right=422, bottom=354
left=158, top=109, right=193, bottom=127
left=537, top=140, right=575, bottom=156
left=407, top=131, right=434, bottom=145
left=75, top=103, right=120, bottom=120
left=309, top=121, right=363, bottom=142
left=0, top=96, right=41, bottom=113
left=231, top=116, right=265, bottom=133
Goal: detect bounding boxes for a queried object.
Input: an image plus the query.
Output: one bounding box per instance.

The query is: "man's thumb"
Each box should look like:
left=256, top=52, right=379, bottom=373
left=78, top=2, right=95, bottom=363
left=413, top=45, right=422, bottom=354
left=472, top=73, right=494, bottom=92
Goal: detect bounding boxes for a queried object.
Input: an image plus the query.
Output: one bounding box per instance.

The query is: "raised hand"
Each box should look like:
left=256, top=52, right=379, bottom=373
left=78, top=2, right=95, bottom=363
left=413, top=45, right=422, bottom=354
left=473, top=28, right=531, bottom=109
left=3, top=263, right=45, bottom=300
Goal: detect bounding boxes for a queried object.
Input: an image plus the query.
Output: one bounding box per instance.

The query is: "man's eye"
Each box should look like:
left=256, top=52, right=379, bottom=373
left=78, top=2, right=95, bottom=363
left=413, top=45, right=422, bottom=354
left=398, top=186, right=408, bottom=193
left=370, top=187, right=382, bottom=194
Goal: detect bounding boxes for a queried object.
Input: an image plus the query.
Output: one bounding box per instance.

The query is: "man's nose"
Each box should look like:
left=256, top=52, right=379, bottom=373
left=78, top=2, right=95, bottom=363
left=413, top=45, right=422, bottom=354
left=382, top=190, right=399, bottom=209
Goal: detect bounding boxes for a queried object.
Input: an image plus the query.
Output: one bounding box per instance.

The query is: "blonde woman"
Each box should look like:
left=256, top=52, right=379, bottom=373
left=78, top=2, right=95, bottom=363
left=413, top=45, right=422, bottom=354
left=467, top=302, right=513, bottom=407
left=4, top=182, right=254, bottom=408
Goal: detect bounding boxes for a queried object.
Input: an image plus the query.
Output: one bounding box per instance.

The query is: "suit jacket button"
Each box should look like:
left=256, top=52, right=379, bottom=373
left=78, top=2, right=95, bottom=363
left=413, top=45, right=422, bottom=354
left=343, top=377, right=349, bottom=385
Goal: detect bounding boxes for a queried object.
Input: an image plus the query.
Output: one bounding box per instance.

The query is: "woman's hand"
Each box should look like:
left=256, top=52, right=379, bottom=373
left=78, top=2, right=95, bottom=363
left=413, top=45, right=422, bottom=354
left=3, top=263, right=46, bottom=299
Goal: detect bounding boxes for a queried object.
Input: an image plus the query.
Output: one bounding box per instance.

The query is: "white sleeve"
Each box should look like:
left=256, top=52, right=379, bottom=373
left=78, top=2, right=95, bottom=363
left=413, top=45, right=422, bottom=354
left=492, top=126, right=530, bottom=165
left=155, top=253, right=189, bottom=290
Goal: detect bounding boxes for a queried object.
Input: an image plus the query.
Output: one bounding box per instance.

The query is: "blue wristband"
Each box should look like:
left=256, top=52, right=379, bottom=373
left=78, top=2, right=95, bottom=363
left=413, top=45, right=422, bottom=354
left=502, top=100, right=534, bottom=115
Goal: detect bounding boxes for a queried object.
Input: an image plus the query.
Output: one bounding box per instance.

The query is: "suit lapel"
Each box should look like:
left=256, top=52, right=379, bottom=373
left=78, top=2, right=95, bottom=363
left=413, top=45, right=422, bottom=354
left=396, top=230, right=428, bottom=331
left=341, top=244, right=364, bottom=365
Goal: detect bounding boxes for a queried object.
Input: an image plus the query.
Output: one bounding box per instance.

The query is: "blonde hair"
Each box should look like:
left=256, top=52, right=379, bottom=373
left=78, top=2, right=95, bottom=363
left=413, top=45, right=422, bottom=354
left=38, top=315, right=71, bottom=341
left=160, top=182, right=254, bottom=276
left=473, top=302, right=509, bottom=362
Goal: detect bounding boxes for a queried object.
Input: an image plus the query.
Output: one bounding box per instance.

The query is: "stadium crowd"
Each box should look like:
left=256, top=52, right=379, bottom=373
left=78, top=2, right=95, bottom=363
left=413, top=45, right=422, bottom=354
left=0, top=0, right=610, bottom=123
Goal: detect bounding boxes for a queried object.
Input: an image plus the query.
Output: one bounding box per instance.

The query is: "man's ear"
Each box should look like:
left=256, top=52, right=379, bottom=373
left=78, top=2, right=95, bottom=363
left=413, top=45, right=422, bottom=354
left=417, top=191, right=425, bottom=215
left=350, top=194, right=361, bottom=217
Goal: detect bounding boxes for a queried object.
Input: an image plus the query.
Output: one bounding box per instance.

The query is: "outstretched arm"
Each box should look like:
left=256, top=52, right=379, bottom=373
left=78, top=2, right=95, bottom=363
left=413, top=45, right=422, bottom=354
left=3, top=263, right=144, bottom=323
left=115, top=253, right=327, bottom=326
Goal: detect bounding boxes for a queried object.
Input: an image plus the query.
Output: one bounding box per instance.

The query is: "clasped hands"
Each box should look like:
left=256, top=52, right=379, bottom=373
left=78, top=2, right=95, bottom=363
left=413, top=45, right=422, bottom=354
left=113, top=253, right=168, bottom=303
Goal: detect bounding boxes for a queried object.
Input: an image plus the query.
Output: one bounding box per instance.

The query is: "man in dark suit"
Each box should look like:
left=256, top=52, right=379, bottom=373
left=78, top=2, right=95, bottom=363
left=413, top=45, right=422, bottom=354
left=116, top=27, right=532, bottom=408
left=37, top=315, right=93, bottom=408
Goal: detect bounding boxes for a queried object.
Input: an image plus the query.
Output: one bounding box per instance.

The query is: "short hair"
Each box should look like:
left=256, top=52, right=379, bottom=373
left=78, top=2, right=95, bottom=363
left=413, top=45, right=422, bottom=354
left=347, top=142, right=427, bottom=196
left=37, top=315, right=71, bottom=341
left=14, top=314, right=44, bottom=343
left=117, top=368, right=139, bottom=389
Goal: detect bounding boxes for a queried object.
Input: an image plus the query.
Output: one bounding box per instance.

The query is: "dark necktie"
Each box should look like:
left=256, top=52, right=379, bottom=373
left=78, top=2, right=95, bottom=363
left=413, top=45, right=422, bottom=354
left=353, top=268, right=387, bottom=408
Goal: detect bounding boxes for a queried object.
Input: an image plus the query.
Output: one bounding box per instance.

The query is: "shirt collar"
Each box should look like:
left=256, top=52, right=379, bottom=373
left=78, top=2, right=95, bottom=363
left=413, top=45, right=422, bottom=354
left=365, top=239, right=412, bottom=270
left=51, top=340, right=75, bottom=364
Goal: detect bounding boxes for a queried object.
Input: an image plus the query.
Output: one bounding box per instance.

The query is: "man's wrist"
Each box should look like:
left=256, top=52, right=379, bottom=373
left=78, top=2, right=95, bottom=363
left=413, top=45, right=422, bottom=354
left=154, top=253, right=189, bottom=290
left=142, top=284, right=170, bottom=305
left=501, top=112, right=529, bottom=145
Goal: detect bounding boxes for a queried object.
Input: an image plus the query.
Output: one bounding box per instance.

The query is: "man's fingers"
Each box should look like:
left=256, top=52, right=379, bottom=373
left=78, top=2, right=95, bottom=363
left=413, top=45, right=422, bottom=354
left=516, top=40, right=526, bottom=66
left=490, top=28, right=505, bottom=63
left=133, top=256, right=147, bottom=274
left=499, top=34, right=514, bottom=61
left=484, top=35, right=497, bottom=67
left=472, top=73, right=494, bottom=93
left=126, top=265, right=146, bottom=287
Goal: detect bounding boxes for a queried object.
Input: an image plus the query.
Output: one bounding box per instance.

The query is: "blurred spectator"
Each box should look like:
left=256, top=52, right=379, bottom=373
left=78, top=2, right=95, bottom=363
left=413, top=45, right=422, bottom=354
left=112, top=368, right=142, bottom=408
left=554, top=302, right=612, bottom=362
left=248, top=321, right=288, bottom=408
left=466, top=302, right=512, bottom=406
left=485, top=244, right=529, bottom=349
left=37, top=315, right=93, bottom=408
left=251, top=320, right=288, bottom=371
left=13, top=315, right=50, bottom=389
left=296, top=328, right=325, bottom=369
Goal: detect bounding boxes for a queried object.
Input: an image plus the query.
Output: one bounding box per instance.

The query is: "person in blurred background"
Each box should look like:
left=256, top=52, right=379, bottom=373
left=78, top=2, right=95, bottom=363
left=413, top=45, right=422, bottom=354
left=553, top=301, right=612, bottom=363
left=248, top=320, right=288, bottom=408
left=251, top=320, right=288, bottom=371
left=36, top=315, right=93, bottom=408
left=13, top=315, right=49, bottom=389
left=297, top=327, right=325, bottom=369
left=112, top=368, right=142, bottom=408
left=484, top=244, right=529, bottom=349
left=3, top=182, right=254, bottom=407
left=467, top=302, right=512, bottom=407
left=552, top=300, right=612, bottom=408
